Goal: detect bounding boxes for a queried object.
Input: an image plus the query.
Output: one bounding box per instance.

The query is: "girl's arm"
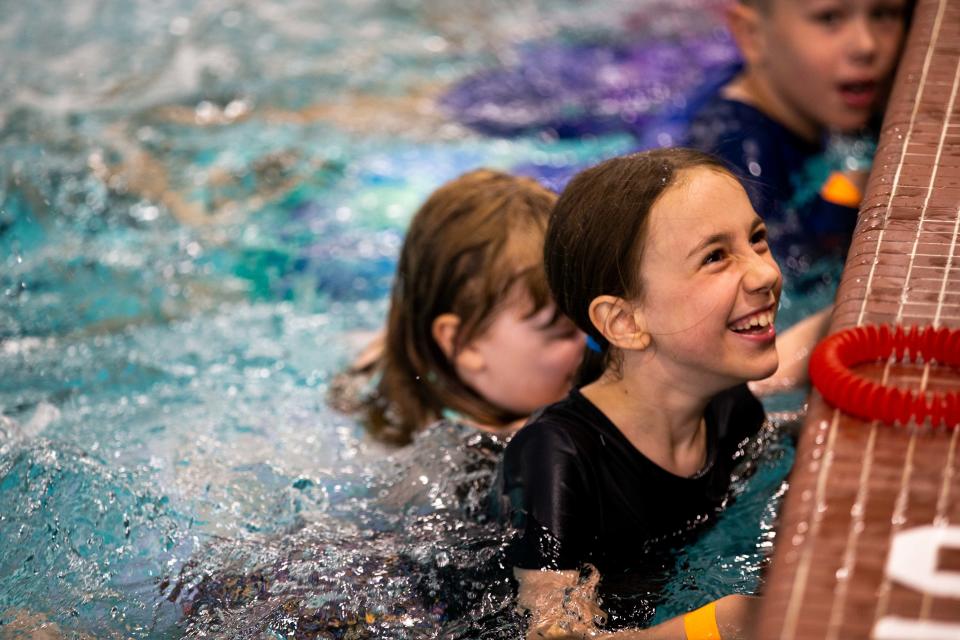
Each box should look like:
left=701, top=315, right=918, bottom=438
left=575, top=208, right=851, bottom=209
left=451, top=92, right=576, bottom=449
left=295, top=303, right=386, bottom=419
left=514, top=567, right=758, bottom=640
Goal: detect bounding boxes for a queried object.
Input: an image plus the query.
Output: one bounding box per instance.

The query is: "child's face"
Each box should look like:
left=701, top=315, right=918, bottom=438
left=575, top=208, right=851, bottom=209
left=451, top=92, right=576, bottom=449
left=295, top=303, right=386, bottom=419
left=752, top=0, right=906, bottom=135
left=635, top=168, right=782, bottom=392
left=460, top=293, right=584, bottom=418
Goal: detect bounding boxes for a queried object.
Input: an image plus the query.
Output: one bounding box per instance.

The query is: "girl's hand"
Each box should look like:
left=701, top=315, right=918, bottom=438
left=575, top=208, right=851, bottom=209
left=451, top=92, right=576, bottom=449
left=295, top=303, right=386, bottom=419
left=540, top=593, right=759, bottom=640
left=515, top=567, right=606, bottom=640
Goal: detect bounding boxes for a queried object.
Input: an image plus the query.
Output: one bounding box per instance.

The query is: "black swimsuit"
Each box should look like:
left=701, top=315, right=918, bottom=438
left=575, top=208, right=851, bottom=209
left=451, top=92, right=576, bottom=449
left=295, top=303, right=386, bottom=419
left=494, top=384, right=764, bottom=627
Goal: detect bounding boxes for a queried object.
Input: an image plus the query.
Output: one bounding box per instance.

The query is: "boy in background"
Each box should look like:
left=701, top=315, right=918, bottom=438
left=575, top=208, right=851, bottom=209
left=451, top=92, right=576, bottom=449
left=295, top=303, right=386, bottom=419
left=685, top=0, right=908, bottom=293
left=684, top=0, right=908, bottom=394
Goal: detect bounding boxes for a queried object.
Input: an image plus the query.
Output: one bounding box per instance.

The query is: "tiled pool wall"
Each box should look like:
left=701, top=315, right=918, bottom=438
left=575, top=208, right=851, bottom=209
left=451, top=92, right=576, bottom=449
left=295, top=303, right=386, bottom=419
left=757, top=0, right=960, bottom=637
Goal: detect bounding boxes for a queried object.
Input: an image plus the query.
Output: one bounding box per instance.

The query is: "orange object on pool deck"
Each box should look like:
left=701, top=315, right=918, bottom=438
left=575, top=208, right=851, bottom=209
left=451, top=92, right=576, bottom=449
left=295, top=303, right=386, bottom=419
left=683, top=601, right=721, bottom=640
left=809, top=325, right=960, bottom=427
left=820, top=171, right=862, bottom=207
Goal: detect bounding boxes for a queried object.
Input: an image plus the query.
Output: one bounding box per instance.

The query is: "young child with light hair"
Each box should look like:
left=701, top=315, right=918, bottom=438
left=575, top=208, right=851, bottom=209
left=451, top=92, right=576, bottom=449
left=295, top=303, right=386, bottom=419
left=331, top=168, right=584, bottom=445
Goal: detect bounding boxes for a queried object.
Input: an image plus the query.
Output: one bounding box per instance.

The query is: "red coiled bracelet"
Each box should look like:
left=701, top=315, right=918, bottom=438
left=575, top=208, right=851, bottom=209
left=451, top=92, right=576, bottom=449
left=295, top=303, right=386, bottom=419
left=808, top=325, right=960, bottom=428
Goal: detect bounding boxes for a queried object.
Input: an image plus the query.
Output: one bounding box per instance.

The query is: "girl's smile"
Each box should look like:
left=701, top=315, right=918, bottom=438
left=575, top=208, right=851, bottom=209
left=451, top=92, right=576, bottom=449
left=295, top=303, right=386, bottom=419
left=727, top=304, right=777, bottom=342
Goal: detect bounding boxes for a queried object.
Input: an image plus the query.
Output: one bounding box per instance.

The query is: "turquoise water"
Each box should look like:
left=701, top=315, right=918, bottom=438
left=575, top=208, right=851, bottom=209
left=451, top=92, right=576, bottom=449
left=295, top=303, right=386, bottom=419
left=1, top=1, right=803, bottom=637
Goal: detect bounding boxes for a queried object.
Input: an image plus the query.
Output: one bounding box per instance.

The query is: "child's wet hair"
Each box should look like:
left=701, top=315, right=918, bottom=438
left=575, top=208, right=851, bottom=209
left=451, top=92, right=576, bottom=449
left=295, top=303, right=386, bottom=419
left=373, top=169, right=557, bottom=444
left=544, top=148, right=732, bottom=366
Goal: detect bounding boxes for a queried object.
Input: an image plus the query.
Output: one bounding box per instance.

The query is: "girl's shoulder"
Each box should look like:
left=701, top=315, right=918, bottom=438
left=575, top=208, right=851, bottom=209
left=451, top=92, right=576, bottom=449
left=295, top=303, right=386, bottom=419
left=507, top=390, right=611, bottom=458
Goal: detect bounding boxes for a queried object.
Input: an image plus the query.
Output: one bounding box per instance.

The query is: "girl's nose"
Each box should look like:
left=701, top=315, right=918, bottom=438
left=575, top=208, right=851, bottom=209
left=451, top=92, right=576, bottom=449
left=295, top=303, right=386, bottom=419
left=743, top=253, right=781, bottom=294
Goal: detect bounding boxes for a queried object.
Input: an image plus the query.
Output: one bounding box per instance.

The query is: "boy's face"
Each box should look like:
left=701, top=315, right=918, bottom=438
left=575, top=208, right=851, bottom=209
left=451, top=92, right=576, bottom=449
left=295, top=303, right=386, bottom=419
left=750, top=0, right=907, bottom=136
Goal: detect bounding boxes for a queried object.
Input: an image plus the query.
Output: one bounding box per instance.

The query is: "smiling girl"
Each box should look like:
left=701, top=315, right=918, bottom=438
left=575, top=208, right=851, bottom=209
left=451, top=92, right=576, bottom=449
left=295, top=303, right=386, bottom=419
left=497, top=148, right=780, bottom=639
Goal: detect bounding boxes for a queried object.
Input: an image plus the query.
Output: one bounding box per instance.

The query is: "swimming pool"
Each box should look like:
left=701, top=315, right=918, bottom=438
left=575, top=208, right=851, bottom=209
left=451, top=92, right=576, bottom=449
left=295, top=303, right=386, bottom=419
left=1, top=1, right=811, bottom=636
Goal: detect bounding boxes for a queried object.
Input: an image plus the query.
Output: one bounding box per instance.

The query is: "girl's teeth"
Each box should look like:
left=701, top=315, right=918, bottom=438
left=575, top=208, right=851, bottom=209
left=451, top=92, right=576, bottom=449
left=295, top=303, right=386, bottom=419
left=732, top=311, right=774, bottom=331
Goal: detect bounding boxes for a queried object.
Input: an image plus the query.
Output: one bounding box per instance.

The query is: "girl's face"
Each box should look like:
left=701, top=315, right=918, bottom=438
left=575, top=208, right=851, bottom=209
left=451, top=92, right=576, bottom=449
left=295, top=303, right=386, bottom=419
left=635, top=168, right=782, bottom=393
left=460, top=291, right=584, bottom=418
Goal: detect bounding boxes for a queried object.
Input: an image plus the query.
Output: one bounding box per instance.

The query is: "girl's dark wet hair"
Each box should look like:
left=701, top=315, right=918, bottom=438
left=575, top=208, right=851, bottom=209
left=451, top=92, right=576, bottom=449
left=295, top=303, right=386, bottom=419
left=369, top=169, right=557, bottom=444
left=544, top=148, right=731, bottom=371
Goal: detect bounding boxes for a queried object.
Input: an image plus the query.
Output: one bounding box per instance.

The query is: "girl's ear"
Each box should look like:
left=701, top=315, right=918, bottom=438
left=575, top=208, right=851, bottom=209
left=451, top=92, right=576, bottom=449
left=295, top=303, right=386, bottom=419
left=725, top=2, right=764, bottom=66
left=431, top=313, right=461, bottom=360
left=588, top=295, right=652, bottom=352
left=431, top=313, right=486, bottom=372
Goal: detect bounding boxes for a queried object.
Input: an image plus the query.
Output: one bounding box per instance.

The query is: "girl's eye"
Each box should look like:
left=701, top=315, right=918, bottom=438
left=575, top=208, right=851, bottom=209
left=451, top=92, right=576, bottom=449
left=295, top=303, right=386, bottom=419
left=751, top=228, right=769, bottom=247
left=538, top=316, right=579, bottom=340
left=703, top=249, right=726, bottom=265
left=552, top=326, right=580, bottom=341
left=542, top=323, right=579, bottom=342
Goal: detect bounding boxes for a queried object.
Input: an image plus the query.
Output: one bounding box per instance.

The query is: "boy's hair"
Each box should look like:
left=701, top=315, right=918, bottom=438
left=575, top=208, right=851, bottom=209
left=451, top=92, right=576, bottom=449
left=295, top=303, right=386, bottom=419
left=371, top=169, right=557, bottom=444
left=544, top=148, right=731, bottom=364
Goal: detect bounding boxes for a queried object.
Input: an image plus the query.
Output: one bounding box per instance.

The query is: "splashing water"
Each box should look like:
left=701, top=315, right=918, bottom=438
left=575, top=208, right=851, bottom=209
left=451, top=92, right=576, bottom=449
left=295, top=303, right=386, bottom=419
left=1, top=0, right=806, bottom=637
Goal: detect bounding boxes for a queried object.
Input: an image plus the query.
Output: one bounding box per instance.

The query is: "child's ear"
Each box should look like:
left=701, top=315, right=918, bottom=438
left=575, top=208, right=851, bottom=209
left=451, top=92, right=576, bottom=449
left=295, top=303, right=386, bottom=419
left=588, top=295, right=651, bottom=352
left=431, top=313, right=486, bottom=372
left=431, top=313, right=461, bottom=360
left=725, top=2, right=764, bottom=66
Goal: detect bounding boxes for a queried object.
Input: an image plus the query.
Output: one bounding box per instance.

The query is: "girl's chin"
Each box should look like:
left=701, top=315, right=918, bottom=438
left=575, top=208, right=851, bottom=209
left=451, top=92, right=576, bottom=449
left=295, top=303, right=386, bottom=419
left=742, top=359, right=780, bottom=385
left=759, top=360, right=780, bottom=380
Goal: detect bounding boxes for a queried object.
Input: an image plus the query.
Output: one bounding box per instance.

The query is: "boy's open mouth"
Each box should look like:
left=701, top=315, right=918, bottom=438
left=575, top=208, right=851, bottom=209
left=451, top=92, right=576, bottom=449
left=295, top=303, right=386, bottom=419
left=838, top=81, right=878, bottom=109
left=728, top=307, right=776, bottom=335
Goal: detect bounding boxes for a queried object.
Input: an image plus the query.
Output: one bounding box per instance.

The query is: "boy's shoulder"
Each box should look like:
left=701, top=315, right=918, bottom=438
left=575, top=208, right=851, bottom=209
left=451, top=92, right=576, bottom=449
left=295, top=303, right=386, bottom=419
left=690, top=92, right=772, bottom=130
left=685, top=92, right=801, bottom=157
left=685, top=91, right=825, bottom=196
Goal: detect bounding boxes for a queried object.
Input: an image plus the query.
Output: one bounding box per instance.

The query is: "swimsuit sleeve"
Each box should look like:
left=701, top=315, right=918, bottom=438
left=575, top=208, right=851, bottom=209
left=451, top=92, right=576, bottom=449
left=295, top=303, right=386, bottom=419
left=499, top=420, right=595, bottom=571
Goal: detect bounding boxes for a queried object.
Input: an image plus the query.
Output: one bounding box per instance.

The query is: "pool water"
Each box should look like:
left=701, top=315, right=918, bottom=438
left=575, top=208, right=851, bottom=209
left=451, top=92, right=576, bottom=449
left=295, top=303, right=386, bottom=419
left=1, top=0, right=818, bottom=637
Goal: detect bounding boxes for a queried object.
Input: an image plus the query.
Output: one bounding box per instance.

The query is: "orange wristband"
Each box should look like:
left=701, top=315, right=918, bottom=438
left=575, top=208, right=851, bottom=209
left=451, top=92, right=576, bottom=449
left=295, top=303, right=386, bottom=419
left=821, top=171, right=862, bottom=207
left=684, top=601, right=722, bottom=640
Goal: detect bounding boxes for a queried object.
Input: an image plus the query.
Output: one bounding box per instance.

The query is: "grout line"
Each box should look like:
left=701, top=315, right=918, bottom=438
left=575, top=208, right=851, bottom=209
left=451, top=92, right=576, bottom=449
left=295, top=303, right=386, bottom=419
left=873, top=435, right=919, bottom=621
left=920, top=426, right=960, bottom=620
left=857, top=0, right=947, bottom=328
left=780, top=412, right=840, bottom=640
left=824, top=420, right=879, bottom=640
left=913, top=46, right=960, bottom=327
